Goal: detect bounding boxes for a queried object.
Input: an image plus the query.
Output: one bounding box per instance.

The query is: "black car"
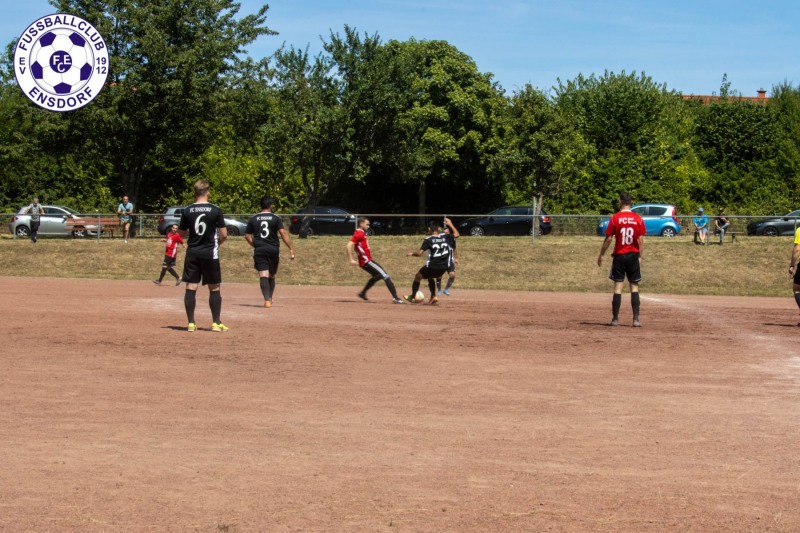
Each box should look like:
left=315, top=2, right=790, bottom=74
left=458, top=206, right=552, bottom=236
left=746, top=209, right=800, bottom=236
left=289, top=207, right=383, bottom=236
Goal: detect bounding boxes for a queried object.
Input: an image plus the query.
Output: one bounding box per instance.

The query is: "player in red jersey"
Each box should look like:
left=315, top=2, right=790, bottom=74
left=347, top=217, right=405, bottom=304
left=597, top=192, right=646, bottom=327
left=153, top=224, right=185, bottom=286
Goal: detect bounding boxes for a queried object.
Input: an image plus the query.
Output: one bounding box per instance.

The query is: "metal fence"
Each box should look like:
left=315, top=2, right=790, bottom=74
left=0, top=212, right=797, bottom=239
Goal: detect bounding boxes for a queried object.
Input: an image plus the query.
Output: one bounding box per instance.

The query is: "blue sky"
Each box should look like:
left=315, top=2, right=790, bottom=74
left=4, top=0, right=798, bottom=96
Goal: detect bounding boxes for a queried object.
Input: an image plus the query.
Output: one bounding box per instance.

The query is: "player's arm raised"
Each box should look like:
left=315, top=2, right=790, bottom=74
left=444, top=217, right=460, bottom=238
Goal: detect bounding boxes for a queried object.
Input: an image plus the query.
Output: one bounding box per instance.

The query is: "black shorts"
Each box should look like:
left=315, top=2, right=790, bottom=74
left=609, top=252, right=642, bottom=284
left=419, top=266, right=447, bottom=280
left=30, top=221, right=40, bottom=232
left=794, top=266, right=800, bottom=285
left=162, top=255, right=177, bottom=267
left=182, top=254, right=222, bottom=285
left=253, top=248, right=280, bottom=276
left=362, top=260, right=390, bottom=280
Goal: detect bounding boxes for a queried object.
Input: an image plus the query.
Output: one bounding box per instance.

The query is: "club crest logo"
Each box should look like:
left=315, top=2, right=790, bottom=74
left=14, top=14, right=109, bottom=112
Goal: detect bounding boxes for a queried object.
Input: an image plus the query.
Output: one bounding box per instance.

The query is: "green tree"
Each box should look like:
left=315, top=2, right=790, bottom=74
left=490, top=84, right=593, bottom=212
left=48, top=0, right=276, bottom=210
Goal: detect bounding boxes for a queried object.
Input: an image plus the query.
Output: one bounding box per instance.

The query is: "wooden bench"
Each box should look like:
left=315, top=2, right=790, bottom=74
left=66, top=217, right=122, bottom=238
left=693, top=229, right=738, bottom=244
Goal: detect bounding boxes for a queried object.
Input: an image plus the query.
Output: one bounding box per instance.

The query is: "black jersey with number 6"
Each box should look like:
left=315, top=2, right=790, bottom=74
left=246, top=212, right=284, bottom=254
left=179, top=202, right=226, bottom=259
left=421, top=234, right=452, bottom=269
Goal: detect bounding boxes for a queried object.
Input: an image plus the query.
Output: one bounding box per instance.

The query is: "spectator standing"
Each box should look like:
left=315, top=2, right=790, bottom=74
left=178, top=180, right=228, bottom=332
left=597, top=192, right=646, bottom=327
left=715, top=208, right=731, bottom=244
left=117, top=195, right=134, bottom=243
left=693, top=207, right=709, bottom=245
left=244, top=196, right=295, bottom=308
left=153, top=224, right=185, bottom=286
left=23, top=196, right=44, bottom=243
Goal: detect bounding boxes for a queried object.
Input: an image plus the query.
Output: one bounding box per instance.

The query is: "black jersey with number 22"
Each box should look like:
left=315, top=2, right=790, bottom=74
left=179, top=202, right=226, bottom=259
left=421, top=234, right=452, bottom=269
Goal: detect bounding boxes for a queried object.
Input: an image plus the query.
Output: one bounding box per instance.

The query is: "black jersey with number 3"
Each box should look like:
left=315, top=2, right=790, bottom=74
left=246, top=213, right=284, bottom=254
left=179, top=202, right=226, bottom=259
left=421, top=234, right=452, bottom=269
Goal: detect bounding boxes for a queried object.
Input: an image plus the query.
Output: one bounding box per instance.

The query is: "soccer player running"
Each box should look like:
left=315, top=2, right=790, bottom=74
left=597, top=192, right=646, bottom=327
left=245, top=196, right=295, bottom=308
left=153, top=224, right=185, bottom=286
left=788, top=225, right=800, bottom=325
left=405, top=219, right=454, bottom=305
left=347, top=217, right=405, bottom=304
left=178, top=179, right=228, bottom=332
left=436, top=217, right=460, bottom=295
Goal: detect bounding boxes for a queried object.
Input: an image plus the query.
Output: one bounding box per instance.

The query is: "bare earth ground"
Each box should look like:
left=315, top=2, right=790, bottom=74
left=1, top=277, right=799, bottom=532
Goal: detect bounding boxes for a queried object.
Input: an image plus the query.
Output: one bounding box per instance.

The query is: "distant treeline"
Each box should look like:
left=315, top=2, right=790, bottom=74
left=2, top=0, right=799, bottom=217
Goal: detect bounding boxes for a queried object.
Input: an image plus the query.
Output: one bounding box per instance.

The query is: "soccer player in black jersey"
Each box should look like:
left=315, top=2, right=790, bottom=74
left=405, top=219, right=454, bottom=304
left=436, top=217, right=460, bottom=295
left=245, top=196, right=295, bottom=308
left=178, top=179, right=228, bottom=332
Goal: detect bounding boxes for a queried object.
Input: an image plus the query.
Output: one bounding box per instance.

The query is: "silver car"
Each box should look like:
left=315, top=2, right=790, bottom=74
left=8, top=204, right=93, bottom=238
left=157, top=206, right=248, bottom=236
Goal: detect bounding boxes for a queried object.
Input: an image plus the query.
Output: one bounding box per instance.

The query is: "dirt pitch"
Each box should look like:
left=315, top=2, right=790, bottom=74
left=1, top=276, right=799, bottom=532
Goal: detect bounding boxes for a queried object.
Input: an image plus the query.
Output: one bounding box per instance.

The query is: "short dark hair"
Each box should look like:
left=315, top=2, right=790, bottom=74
left=357, top=217, right=369, bottom=225
left=619, top=192, right=633, bottom=206
left=428, top=219, right=441, bottom=231
left=260, top=196, right=274, bottom=210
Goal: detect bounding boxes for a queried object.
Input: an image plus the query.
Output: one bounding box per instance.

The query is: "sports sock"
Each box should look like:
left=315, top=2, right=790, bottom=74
left=612, top=293, right=622, bottom=319
left=184, top=289, right=197, bottom=323
left=260, top=277, right=271, bottom=301
left=385, top=277, right=399, bottom=299
left=268, top=278, right=276, bottom=299
left=168, top=267, right=179, bottom=280
left=794, top=291, right=800, bottom=310
left=209, top=290, right=222, bottom=323
left=428, top=278, right=437, bottom=297
left=158, top=267, right=167, bottom=282
left=436, top=277, right=442, bottom=291
left=631, top=292, right=641, bottom=320
left=411, top=280, right=420, bottom=296
left=445, top=276, right=454, bottom=290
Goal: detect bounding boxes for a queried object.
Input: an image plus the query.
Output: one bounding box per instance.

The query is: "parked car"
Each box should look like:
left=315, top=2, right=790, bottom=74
left=289, top=207, right=384, bottom=236
left=596, top=203, right=681, bottom=237
left=7, top=204, right=97, bottom=238
left=457, top=206, right=552, bottom=237
left=157, top=206, right=247, bottom=236
left=746, top=209, right=800, bottom=236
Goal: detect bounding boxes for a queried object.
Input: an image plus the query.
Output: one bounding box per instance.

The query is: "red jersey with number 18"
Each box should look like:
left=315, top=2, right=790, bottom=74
left=606, top=210, right=646, bottom=255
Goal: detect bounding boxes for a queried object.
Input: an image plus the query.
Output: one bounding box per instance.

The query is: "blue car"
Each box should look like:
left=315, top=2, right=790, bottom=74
left=597, top=203, right=681, bottom=237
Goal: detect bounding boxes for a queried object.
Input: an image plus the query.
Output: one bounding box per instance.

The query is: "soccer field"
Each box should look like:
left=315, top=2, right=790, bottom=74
left=2, top=277, right=799, bottom=531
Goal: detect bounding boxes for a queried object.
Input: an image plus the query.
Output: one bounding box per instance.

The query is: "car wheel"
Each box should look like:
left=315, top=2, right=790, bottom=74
left=660, top=227, right=676, bottom=238
left=469, top=226, right=485, bottom=236
left=15, top=225, right=30, bottom=238
left=763, top=226, right=779, bottom=237
left=226, top=225, right=239, bottom=236
left=72, top=228, right=87, bottom=238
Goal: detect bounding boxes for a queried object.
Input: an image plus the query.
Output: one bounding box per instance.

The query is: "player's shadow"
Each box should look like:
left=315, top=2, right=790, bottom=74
left=580, top=321, right=621, bottom=327
left=764, top=323, right=800, bottom=328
